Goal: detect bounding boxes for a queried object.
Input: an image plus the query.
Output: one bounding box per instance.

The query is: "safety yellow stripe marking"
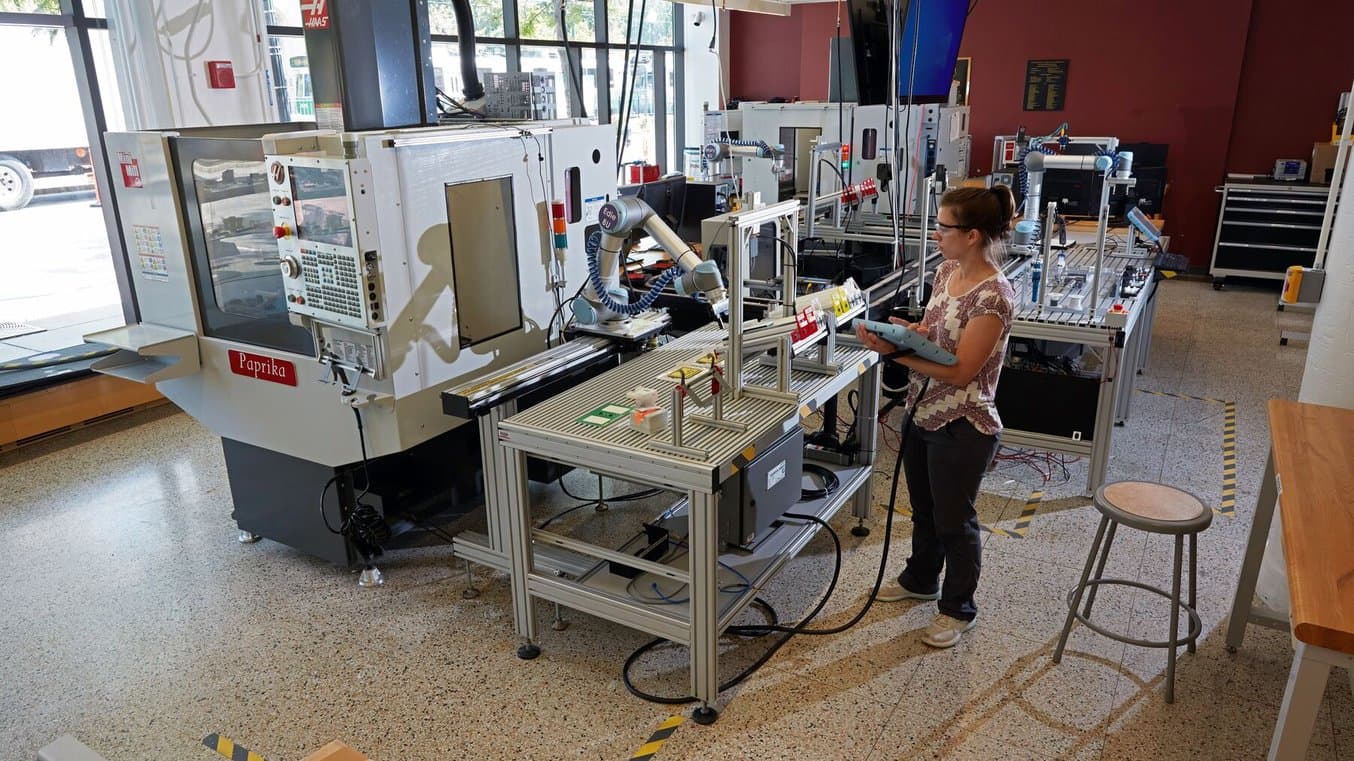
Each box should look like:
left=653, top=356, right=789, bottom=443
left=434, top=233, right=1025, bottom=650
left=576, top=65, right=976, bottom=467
left=202, top=734, right=266, bottom=761
left=1218, top=401, right=1238, bottom=517
left=983, top=490, right=1043, bottom=538
left=1139, top=390, right=1237, bottom=519
left=631, top=715, right=684, bottom=760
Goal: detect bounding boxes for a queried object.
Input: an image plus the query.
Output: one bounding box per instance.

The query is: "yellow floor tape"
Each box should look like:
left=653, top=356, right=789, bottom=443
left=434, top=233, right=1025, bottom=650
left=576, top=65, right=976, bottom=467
left=985, top=490, right=1043, bottom=538
left=630, top=715, right=684, bottom=760
left=1138, top=389, right=1237, bottom=517
left=202, top=734, right=266, bottom=761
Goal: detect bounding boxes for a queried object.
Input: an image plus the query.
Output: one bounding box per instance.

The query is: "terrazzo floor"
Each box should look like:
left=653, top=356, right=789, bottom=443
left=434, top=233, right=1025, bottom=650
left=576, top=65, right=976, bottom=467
left=1, top=278, right=1348, bottom=761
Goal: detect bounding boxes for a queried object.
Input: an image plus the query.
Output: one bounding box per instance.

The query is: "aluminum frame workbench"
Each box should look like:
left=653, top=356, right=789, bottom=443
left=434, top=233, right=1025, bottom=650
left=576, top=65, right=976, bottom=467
left=490, top=324, right=881, bottom=722
left=1000, top=242, right=1160, bottom=493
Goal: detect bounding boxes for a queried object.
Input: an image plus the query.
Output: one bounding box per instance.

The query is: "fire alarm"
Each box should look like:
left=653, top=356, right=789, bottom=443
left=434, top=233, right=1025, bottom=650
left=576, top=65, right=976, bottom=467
left=206, top=60, right=236, bottom=89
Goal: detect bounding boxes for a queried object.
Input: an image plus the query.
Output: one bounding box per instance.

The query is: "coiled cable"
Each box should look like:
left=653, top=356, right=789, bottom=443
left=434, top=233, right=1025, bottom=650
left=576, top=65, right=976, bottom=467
left=587, top=247, right=678, bottom=318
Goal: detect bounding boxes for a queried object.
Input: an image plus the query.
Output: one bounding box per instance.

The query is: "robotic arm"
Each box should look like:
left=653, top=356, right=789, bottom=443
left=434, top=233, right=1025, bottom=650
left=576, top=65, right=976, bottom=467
left=573, top=196, right=728, bottom=326
left=703, top=139, right=790, bottom=181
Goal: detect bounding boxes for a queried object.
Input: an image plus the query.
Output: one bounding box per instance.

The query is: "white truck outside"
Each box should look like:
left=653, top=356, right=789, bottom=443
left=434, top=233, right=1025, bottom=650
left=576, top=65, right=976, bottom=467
left=0, top=24, right=95, bottom=211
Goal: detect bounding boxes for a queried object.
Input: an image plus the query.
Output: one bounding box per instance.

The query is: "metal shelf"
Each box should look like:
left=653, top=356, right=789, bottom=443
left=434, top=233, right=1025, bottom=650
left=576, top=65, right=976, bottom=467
left=83, top=323, right=200, bottom=384
left=528, top=463, right=872, bottom=641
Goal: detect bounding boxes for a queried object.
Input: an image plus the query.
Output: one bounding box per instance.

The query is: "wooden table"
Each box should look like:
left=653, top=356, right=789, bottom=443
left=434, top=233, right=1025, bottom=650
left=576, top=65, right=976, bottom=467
left=1226, top=399, right=1354, bottom=760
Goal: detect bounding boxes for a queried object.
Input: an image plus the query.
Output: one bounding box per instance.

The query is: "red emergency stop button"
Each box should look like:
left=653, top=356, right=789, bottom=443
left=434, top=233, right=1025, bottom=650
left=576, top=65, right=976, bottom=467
left=273, top=224, right=291, bottom=239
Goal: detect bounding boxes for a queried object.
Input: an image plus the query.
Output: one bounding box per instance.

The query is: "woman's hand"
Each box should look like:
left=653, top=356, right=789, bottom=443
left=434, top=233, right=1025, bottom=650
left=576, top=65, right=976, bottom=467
left=854, top=321, right=897, bottom=354
left=888, top=316, right=928, bottom=336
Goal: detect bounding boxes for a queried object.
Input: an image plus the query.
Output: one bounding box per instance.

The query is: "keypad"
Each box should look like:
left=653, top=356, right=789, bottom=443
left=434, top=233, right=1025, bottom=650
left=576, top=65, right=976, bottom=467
left=298, top=247, right=366, bottom=320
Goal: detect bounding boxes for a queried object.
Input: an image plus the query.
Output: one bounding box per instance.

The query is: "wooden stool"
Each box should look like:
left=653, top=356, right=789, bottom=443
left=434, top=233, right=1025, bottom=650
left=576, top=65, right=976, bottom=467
left=1053, top=480, right=1213, bottom=703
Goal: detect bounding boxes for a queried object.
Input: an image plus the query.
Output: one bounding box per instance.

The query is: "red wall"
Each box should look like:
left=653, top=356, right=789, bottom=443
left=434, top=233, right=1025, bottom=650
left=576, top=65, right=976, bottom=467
left=728, top=0, right=1354, bottom=268
left=1225, top=0, right=1354, bottom=173
left=728, top=4, right=841, bottom=102
left=956, top=0, right=1252, bottom=267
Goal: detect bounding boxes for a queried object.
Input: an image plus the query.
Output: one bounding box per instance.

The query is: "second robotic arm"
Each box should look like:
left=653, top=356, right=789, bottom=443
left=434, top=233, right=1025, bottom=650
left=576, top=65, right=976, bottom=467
left=574, top=195, right=727, bottom=325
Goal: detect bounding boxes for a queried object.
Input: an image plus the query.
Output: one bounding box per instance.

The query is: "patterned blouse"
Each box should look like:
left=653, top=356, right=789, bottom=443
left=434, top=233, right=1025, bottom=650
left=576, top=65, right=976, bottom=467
left=905, top=259, right=1016, bottom=435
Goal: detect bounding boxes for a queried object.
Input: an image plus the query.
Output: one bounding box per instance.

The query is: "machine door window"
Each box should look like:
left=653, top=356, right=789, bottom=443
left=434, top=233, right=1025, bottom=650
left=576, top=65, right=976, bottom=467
left=445, top=176, right=524, bottom=348
left=174, top=135, right=314, bottom=356
left=192, top=159, right=289, bottom=321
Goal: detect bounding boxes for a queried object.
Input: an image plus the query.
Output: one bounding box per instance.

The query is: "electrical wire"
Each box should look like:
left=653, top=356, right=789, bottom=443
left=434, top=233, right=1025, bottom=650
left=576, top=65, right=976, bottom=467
left=622, top=512, right=842, bottom=704
left=708, top=0, right=718, bottom=52
left=619, top=0, right=649, bottom=170
left=754, top=234, right=798, bottom=265
left=800, top=463, right=841, bottom=501
left=537, top=471, right=665, bottom=529
left=615, top=0, right=638, bottom=165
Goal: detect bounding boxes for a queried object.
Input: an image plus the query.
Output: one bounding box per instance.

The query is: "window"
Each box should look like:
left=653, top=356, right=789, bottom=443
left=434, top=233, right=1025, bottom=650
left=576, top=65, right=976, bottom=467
left=261, top=1, right=684, bottom=174
left=0, top=7, right=128, bottom=363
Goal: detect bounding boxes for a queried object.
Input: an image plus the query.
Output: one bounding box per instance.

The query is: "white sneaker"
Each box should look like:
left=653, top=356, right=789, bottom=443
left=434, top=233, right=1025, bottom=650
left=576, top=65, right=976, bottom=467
left=921, top=613, right=976, bottom=648
left=876, top=581, right=941, bottom=603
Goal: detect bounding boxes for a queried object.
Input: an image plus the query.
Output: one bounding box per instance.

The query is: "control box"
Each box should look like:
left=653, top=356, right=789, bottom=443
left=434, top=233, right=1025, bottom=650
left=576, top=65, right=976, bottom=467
left=719, top=428, right=804, bottom=549
left=266, top=156, right=385, bottom=333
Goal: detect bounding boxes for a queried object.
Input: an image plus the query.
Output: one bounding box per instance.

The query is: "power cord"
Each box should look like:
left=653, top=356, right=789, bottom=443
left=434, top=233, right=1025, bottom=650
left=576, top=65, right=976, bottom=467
left=317, top=405, right=390, bottom=566
left=538, top=472, right=665, bottom=529
left=800, top=463, right=841, bottom=501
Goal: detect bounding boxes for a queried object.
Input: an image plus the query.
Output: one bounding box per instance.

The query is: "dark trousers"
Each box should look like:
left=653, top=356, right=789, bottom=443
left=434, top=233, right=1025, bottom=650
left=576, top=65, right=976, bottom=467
left=898, top=418, right=999, bottom=621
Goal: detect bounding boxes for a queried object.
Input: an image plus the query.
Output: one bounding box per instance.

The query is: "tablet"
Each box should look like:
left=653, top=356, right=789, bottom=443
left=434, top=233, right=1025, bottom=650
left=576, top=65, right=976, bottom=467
left=853, top=318, right=958, bottom=366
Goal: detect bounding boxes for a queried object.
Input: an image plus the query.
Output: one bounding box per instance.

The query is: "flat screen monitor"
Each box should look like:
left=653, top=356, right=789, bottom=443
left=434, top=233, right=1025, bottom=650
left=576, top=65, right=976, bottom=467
left=847, top=0, right=969, bottom=105
left=897, top=0, right=969, bottom=103
left=617, top=174, right=687, bottom=234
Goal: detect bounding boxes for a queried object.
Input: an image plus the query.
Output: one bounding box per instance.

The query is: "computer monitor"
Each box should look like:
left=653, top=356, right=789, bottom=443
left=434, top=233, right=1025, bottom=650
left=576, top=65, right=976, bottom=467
left=846, top=0, right=969, bottom=106
left=617, top=173, right=688, bottom=236
left=897, top=0, right=969, bottom=103
left=1126, top=206, right=1162, bottom=244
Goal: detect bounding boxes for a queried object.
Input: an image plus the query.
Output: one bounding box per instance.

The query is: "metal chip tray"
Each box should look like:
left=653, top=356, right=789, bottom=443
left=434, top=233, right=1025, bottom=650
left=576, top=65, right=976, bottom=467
left=441, top=337, right=617, bottom=419
left=498, top=325, right=878, bottom=493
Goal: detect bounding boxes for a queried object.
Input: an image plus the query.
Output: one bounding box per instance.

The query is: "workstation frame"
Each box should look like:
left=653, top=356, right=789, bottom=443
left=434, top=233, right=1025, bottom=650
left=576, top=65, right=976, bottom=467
left=444, top=202, right=884, bottom=721
left=999, top=241, right=1161, bottom=494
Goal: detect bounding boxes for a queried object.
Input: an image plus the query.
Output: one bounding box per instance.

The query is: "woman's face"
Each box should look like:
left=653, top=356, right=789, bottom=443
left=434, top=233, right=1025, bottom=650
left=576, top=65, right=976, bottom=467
left=932, top=205, right=981, bottom=261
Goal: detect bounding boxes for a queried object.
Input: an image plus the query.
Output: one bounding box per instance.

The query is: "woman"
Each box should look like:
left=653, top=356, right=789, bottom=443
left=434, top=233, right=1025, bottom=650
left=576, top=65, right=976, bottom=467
left=854, top=186, right=1017, bottom=649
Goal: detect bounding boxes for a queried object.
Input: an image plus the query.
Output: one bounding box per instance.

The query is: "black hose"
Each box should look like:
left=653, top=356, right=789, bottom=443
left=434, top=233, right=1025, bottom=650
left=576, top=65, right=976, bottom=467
left=449, top=0, right=485, bottom=101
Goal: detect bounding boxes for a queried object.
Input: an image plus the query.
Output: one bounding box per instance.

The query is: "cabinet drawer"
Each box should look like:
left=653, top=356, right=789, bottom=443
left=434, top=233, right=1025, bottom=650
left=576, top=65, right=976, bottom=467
left=1214, top=242, right=1316, bottom=273
left=1219, top=223, right=1320, bottom=248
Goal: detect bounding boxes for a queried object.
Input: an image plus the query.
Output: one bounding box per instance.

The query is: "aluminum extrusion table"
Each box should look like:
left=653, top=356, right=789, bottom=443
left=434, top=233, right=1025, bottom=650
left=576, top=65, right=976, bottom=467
left=492, top=325, right=881, bottom=722
left=1000, top=243, right=1160, bottom=493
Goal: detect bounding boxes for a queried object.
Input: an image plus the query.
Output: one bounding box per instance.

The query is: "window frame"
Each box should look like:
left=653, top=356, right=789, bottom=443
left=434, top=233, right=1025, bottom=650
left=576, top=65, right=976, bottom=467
left=260, top=0, right=685, bottom=173
left=0, top=1, right=137, bottom=324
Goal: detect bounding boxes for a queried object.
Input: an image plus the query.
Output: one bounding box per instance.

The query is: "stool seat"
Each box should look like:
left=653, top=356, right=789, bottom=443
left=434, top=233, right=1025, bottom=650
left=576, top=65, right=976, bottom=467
left=1096, top=481, right=1211, bottom=534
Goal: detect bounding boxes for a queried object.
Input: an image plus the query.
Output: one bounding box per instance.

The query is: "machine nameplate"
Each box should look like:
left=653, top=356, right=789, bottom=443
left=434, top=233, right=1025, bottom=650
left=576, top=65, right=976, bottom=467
left=767, top=460, right=786, bottom=490
left=228, top=349, right=298, bottom=387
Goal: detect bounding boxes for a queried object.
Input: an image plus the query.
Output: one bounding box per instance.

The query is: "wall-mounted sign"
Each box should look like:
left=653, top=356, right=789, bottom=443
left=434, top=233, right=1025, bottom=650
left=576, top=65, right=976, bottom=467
left=1024, top=59, right=1069, bottom=111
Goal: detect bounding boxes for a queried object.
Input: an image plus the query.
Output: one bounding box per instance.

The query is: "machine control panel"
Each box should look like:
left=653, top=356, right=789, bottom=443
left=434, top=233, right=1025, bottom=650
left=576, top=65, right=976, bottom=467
left=266, top=156, right=384, bottom=333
